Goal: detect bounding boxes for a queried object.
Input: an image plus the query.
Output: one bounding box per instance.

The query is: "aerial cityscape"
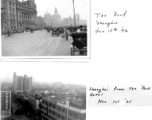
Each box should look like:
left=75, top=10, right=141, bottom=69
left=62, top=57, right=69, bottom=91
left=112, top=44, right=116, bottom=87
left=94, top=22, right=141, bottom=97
left=1, top=72, right=86, bottom=120
left=1, top=0, right=88, bottom=56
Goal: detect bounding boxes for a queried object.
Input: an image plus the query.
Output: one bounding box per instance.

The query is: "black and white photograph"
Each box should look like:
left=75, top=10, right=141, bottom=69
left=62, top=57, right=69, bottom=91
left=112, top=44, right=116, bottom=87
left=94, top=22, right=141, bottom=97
left=1, top=70, right=86, bottom=120
left=1, top=0, right=152, bottom=120
left=1, top=0, right=89, bottom=57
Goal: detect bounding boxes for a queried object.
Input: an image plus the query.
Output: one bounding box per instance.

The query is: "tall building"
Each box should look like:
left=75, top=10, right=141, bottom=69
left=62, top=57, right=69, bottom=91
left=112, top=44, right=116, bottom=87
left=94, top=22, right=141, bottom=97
left=44, top=7, right=61, bottom=27
left=1, top=0, right=17, bottom=32
left=16, top=0, right=37, bottom=30
left=1, top=0, right=37, bottom=33
left=13, top=72, right=32, bottom=91
left=62, top=15, right=87, bottom=27
left=44, top=11, right=52, bottom=26
left=52, top=7, right=61, bottom=27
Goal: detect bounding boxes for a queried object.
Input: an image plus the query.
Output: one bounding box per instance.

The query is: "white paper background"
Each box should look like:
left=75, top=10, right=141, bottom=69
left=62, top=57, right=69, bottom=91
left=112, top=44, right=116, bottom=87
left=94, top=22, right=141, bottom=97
left=1, top=0, right=152, bottom=120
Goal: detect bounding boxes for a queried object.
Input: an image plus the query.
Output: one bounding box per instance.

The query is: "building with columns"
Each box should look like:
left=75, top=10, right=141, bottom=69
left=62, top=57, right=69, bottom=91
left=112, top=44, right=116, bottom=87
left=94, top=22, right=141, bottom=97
left=1, top=0, right=37, bottom=33
left=16, top=0, right=37, bottom=30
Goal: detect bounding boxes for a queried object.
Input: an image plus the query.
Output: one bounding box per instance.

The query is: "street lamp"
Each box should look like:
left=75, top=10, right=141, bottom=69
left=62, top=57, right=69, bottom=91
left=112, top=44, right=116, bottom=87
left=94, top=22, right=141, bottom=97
left=72, top=0, right=76, bottom=26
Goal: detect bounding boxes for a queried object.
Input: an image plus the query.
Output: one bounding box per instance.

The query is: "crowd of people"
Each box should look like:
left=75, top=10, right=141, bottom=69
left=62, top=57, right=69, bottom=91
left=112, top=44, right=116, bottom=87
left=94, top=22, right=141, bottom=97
left=45, top=25, right=87, bottom=40
left=3, top=25, right=87, bottom=39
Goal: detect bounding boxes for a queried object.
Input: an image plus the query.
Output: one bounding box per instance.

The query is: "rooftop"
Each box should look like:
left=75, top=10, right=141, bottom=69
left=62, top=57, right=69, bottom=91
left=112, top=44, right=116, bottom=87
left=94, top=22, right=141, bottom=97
left=42, top=95, right=86, bottom=110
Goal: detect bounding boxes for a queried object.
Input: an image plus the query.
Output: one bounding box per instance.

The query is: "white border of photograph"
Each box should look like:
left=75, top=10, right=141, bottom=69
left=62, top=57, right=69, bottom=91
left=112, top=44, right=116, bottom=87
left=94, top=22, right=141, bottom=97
left=0, top=0, right=91, bottom=61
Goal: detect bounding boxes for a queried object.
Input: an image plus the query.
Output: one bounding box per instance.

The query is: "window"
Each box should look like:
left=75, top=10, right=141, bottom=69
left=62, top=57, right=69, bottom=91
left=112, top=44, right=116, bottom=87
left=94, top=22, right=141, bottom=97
left=61, top=116, right=65, bottom=120
left=52, top=104, right=56, bottom=109
left=62, top=107, right=65, bottom=113
left=53, top=111, right=55, bottom=115
left=58, top=106, right=61, bottom=111
left=73, top=112, right=78, bottom=119
left=49, top=103, right=52, bottom=107
left=79, top=100, right=82, bottom=105
left=68, top=110, right=72, bottom=116
left=58, top=114, right=60, bottom=118
left=3, top=0, right=5, bottom=4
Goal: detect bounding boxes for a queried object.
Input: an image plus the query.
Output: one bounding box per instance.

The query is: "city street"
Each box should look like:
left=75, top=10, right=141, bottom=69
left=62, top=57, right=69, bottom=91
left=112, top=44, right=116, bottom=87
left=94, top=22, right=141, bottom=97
left=2, top=30, right=71, bottom=56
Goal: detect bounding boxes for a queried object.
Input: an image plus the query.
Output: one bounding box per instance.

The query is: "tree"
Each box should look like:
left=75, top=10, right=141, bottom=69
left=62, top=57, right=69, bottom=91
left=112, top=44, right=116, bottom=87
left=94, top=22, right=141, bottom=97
left=36, top=16, right=46, bottom=29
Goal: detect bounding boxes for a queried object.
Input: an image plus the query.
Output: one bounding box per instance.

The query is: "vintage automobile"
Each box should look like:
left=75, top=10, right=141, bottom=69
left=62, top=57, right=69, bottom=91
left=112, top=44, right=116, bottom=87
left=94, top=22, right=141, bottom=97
left=70, top=32, right=87, bottom=56
left=52, top=28, right=60, bottom=36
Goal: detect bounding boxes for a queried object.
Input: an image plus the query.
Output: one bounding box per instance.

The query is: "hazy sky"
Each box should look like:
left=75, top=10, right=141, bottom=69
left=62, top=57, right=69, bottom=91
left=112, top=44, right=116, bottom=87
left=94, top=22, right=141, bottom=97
left=20, top=0, right=89, bottom=20
left=0, top=62, right=87, bottom=85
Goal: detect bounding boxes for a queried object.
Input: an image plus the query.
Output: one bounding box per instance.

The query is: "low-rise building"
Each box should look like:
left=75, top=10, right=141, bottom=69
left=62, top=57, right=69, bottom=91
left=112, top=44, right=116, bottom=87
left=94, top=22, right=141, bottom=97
left=41, top=96, right=86, bottom=120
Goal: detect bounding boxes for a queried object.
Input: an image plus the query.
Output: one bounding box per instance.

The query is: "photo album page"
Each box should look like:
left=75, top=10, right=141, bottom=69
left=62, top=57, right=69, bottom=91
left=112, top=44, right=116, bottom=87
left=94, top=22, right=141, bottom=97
left=0, top=0, right=152, bottom=120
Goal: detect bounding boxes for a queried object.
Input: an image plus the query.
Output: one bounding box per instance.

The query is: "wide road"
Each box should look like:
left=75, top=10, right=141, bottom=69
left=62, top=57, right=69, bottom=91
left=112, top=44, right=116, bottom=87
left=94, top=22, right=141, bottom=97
left=2, top=30, right=71, bottom=56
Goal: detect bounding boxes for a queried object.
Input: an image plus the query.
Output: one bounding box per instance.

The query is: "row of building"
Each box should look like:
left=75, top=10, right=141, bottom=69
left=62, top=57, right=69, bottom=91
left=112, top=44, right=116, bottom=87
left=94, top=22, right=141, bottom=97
left=17, top=91, right=86, bottom=120
left=13, top=72, right=86, bottom=120
left=1, top=0, right=87, bottom=33
left=1, top=0, right=37, bottom=32
left=43, top=8, right=87, bottom=27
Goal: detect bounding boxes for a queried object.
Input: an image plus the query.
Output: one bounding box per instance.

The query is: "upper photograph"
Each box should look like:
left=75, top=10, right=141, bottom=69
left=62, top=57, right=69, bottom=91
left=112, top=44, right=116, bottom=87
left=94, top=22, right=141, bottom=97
left=1, top=0, right=89, bottom=57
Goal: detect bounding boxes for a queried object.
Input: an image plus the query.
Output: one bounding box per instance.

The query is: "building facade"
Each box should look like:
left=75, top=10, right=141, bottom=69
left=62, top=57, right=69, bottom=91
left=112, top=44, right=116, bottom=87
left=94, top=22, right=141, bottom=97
left=44, top=7, right=61, bottom=27
left=13, top=72, right=32, bottom=91
left=62, top=14, right=87, bottom=27
left=16, top=0, right=37, bottom=30
left=1, top=0, right=17, bottom=32
left=41, top=97, right=86, bottom=120
left=1, top=0, right=37, bottom=33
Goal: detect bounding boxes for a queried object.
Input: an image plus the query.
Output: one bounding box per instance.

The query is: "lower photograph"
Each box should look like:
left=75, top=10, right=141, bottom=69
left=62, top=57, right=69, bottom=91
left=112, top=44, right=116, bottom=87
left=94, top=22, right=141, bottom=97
left=1, top=72, right=86, bottom=120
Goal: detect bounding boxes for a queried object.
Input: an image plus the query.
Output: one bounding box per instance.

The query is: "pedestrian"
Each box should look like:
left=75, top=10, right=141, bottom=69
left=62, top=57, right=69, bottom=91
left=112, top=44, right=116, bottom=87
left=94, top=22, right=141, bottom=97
left=77, top=25, right=84, bottom=33
left=31, top=29, right=33, bottom=33
left=65, top=28, right=69, bottom=40
left=7, top=29, right=11, bottom=36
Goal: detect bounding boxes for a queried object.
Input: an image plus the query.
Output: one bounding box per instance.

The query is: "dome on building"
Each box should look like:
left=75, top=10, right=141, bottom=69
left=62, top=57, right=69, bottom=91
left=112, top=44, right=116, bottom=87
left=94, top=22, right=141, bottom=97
left=44, top=11, right=50, bottom=16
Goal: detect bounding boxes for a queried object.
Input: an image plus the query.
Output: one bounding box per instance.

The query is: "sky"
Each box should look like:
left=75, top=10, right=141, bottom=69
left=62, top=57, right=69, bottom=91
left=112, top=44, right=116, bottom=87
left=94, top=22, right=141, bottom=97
left=20, top=0, right=89, bottom=20
left=0, top=62, right=87, bottom=85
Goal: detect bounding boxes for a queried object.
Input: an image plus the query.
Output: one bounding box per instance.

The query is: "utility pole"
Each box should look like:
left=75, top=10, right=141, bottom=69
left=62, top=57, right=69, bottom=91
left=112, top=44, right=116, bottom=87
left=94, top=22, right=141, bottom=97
left=72, top=0, right=76, bottom=26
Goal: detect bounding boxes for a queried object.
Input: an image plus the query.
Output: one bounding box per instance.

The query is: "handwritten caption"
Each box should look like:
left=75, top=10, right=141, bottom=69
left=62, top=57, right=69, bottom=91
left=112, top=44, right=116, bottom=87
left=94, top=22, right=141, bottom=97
left=88, top=85, right=152, bottom=106
left=95, top=11, right=128, bottom=33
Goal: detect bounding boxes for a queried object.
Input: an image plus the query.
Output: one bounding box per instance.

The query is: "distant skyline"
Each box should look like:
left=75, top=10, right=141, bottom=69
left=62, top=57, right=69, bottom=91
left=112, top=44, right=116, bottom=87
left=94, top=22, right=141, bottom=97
left=0, top=62, right=86, bottom=85
left=0, top=72, right=85, bottom=85
left=19, top=0, right=89, bottom=20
